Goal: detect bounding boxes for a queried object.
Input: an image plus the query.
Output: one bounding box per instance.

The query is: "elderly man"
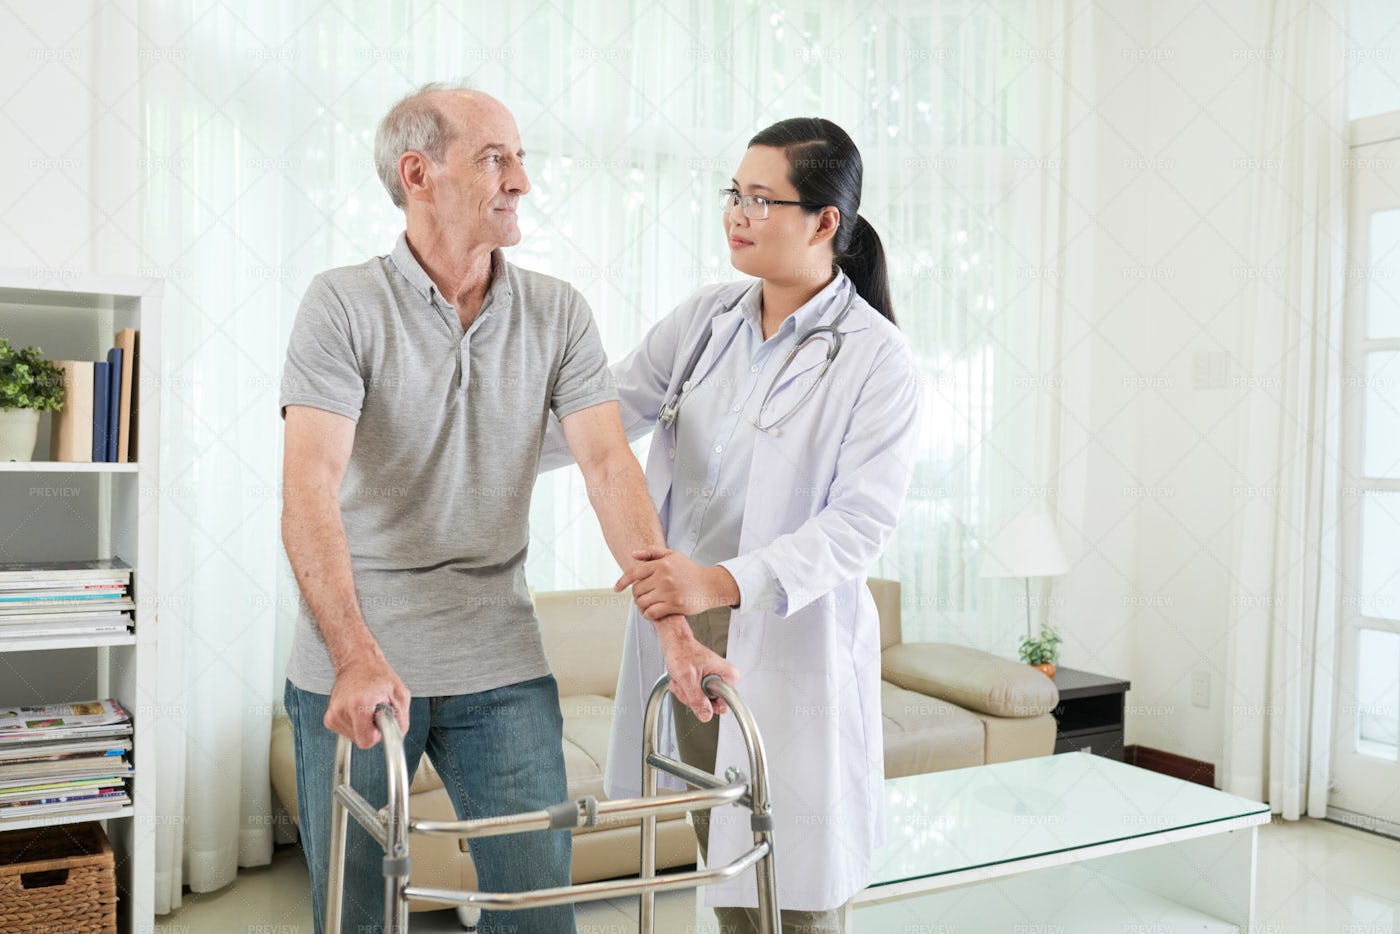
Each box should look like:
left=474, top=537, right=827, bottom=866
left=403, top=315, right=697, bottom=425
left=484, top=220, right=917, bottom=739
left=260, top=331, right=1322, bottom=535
left=279, top=83, right=734, bottom=934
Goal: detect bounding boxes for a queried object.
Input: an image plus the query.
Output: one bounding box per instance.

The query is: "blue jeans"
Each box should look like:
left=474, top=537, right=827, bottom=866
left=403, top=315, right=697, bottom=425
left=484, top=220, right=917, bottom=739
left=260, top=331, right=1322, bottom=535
left=285, top=675, right=575, bottom=934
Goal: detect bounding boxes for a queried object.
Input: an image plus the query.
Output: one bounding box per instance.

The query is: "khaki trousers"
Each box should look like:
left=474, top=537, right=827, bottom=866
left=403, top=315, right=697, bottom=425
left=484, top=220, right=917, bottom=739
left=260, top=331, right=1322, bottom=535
left=669, top=607, right=844, bottom=934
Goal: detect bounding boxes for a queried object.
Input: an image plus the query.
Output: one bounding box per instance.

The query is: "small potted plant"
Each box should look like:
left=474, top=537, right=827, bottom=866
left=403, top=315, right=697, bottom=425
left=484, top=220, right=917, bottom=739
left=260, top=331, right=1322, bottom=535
left=1018, top=625, right=1062, bottom=679
left=0, top=337, right=66, bottom=461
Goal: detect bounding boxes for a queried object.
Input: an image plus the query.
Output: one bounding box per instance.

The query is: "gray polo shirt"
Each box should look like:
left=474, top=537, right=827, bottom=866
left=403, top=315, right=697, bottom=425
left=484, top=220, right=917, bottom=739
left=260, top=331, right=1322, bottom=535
left=280, top=233, right=615, bottom=696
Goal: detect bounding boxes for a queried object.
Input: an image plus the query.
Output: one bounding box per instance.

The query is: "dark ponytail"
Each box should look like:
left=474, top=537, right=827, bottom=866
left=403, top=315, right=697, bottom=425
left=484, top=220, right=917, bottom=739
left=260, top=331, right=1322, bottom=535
left=846, top=215, right=893, bottom=325
left=748, top=118, right=896, bottom=325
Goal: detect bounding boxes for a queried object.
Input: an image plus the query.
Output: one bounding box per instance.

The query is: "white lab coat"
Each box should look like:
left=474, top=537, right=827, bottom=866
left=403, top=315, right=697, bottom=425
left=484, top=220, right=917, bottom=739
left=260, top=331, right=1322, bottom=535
left=594, top=277, right=924, bottom=911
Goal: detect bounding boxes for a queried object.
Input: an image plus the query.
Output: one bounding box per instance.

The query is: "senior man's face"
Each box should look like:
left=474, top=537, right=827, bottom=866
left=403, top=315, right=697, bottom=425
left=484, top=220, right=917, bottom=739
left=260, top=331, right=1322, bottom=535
left=427, top=95, right=531, bottom=249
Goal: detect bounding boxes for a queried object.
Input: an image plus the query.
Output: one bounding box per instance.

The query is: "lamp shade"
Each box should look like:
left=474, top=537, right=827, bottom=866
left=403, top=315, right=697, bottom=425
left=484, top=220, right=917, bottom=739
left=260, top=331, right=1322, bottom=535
left=979, top=514, right=1071, bottom=579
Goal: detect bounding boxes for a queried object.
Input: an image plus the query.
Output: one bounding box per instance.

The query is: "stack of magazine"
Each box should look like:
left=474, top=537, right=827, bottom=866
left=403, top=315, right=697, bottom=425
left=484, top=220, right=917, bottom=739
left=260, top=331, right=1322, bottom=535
left=0, top=698, right=133, bottom=821
left=0, top=559, right=135, bottom=643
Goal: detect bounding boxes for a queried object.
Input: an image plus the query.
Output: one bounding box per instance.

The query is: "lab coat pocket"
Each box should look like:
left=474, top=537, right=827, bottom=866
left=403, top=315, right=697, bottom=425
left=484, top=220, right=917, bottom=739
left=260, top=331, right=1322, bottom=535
left=754, top=601, right=842, bottom=674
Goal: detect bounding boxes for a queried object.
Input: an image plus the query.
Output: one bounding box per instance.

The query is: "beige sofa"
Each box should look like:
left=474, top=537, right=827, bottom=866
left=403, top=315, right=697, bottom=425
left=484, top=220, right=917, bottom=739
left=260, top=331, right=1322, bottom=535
left=268, top=578, right=1058, bottom=910
left=868, top=580, right=1060, bottom=775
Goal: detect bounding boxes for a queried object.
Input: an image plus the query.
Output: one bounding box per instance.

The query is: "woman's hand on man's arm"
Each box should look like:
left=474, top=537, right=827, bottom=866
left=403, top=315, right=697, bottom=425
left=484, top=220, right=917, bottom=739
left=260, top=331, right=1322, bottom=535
left=615, top=549, right=740, bottom=620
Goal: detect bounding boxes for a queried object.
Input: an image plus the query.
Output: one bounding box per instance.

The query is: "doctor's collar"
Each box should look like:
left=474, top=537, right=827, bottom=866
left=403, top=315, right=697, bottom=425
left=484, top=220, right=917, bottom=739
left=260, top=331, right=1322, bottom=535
left=789, top=269, right=855, bottom=333
left=734, top=269, right=854, bottom=335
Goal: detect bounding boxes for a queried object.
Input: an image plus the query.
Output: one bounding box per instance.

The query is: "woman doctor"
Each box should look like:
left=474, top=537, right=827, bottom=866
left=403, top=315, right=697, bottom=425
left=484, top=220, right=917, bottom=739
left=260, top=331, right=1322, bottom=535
left=603, top=117, right=923, bottom=933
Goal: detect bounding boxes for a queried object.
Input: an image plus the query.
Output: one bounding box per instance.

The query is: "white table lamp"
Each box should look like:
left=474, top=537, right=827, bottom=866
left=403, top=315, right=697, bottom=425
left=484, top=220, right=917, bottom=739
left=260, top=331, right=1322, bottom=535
left=980, top=513, right=1071, bottom=640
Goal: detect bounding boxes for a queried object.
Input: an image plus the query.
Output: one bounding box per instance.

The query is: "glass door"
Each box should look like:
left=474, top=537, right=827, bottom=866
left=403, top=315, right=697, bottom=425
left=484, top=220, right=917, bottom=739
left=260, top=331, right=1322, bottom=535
left=1332, top=115, right=1400, bottom=837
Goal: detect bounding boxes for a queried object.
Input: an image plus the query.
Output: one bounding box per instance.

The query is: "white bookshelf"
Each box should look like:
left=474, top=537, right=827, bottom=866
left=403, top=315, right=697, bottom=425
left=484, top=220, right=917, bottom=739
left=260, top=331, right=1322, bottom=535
left=0, top=805, right=139, bottom=833
left=2, top=633, right=139, bottom=653
left=0, top=462, right=140, bottom=472
left=0, top=268, right=160, bottom=934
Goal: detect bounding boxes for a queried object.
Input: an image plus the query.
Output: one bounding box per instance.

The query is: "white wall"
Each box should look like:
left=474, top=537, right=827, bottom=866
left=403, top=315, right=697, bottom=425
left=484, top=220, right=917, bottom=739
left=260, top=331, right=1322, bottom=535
left=1125, top=1, right=1272, bottom=765
left=0, top=1, right=140, bottom=276
left=1067, top=1, right=1348, bottom=770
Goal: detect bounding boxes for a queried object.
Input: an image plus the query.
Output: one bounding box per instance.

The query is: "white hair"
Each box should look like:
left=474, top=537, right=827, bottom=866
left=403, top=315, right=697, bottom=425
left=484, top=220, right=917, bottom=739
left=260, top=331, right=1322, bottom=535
left=374, top=80, right=474, bottom=209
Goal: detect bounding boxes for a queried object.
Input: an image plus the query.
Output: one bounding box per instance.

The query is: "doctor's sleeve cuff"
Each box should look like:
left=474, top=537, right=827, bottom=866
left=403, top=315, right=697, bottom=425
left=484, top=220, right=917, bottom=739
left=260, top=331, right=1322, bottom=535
left=717, top=554, right=786, bottom=615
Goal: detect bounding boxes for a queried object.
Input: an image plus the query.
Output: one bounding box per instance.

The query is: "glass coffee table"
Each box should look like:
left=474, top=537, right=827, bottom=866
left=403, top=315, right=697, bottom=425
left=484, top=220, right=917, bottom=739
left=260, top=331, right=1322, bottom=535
left=847, top=752, right=1271, bottom=931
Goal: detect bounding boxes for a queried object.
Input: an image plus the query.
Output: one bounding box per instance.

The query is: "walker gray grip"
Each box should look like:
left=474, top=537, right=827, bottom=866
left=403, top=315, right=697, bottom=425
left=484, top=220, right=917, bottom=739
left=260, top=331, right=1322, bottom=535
left=546, top=800, right=581, bottom=830
left=382, top=855, right=410, bottom=877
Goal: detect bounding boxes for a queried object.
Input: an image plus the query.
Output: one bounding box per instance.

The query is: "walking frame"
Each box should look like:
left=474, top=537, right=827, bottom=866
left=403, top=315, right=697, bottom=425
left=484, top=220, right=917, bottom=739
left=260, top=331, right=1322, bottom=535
left=325, top=674, right=781, bottom=933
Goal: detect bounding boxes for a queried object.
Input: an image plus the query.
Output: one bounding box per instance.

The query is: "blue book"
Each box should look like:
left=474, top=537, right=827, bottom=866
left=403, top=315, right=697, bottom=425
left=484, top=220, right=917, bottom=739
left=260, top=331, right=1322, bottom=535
left=104, top=348, right=122, bottom=462
left=92, top=361, right=110, bottom=462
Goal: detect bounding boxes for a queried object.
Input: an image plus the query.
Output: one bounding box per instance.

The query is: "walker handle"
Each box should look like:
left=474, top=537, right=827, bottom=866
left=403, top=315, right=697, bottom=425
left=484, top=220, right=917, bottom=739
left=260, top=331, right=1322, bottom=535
left=702, top=674, right=729, bottom=700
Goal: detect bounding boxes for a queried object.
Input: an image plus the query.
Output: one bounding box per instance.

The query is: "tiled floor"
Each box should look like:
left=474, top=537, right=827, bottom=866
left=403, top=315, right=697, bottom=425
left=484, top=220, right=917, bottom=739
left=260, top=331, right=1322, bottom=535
left=156, top=816, right=1400, bottom=933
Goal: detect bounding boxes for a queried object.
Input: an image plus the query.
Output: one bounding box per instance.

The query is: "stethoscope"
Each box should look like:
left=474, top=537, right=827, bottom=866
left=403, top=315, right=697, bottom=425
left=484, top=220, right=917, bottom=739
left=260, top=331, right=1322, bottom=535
left=657, top=281, right=857, bottom=436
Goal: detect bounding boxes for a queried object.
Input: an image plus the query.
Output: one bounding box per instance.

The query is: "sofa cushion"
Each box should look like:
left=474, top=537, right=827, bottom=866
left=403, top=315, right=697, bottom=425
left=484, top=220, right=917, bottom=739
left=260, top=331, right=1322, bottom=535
left=971, top=709, right=1060, bottom=765
left=269, top=716, right=298, bottom=816
left=880, top=680, right=985, bottom=777
left=883, top=642, right=1058, bottom=718
left=409, top=754, right=445, bottom=794
left=536, top=589, right=631, bottom=698
left=560, top=693, right=614, bottom=804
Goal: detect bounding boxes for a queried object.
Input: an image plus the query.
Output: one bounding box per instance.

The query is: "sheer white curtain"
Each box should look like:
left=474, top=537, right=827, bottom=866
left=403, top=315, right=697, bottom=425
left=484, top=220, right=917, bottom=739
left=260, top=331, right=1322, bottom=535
left=136, top=0, right=1067, bottom=907
left=499, top=0, right=1079, bottom=652
left=863, top=0, right=1090, bottom=650
left=1221, top=0, right=1349, bottom=819
left=138, top=4, right=306, bottom=911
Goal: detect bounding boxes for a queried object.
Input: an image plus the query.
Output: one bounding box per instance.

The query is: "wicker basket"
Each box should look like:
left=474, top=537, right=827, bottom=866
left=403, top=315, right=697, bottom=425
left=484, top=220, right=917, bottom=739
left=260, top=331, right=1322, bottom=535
left=0, top=822, right=117, bottom=934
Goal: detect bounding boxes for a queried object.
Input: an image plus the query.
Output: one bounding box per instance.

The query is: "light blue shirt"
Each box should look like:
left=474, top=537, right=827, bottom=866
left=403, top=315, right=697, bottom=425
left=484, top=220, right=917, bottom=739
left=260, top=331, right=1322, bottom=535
left=665, top=275, right=854, bottom=610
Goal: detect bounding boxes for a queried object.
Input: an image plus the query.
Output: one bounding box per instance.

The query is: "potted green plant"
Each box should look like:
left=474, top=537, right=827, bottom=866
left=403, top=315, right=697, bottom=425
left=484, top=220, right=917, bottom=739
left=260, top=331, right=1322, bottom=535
left=0, top=337, right=66, bottom=461
left=1018, top=625, right=1062, bottom=679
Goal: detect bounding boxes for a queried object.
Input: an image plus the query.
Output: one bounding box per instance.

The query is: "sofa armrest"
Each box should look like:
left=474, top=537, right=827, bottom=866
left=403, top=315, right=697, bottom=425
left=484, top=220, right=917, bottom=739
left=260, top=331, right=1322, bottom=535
left=882, top=642, right=1058, bottom=718
left=867, top=577, right=903, bottom=652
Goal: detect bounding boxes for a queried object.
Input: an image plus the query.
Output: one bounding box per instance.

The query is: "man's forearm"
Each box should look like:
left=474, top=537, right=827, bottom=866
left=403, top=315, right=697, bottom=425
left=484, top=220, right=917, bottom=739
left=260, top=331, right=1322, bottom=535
left=581, top=454, right=698, bottom=636
left=581, top=454, right=667, bottom=573
left=579, top=448, right=739, bottom=718
left=281, top=487, right=384, bottom=673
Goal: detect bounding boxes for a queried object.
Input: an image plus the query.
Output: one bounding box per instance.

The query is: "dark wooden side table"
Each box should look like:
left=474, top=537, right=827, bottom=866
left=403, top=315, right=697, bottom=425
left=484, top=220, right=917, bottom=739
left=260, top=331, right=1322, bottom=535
left=1050, top=667, right=1131, bottom=760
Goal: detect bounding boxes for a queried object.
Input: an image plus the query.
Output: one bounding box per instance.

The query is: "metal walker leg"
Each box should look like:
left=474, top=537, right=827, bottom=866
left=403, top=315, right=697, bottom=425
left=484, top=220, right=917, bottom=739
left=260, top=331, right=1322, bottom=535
left=323, top=675, right=779, bottom=933
left=641, top=674, right=780, bottom=934
left=325, top=706, right=411, bottom=934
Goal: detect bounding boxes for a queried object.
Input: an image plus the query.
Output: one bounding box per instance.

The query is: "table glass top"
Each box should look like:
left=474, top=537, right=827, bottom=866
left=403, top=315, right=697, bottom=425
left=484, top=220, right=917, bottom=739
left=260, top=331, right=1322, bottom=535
left=872, top=753, right=1270, bottom=887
